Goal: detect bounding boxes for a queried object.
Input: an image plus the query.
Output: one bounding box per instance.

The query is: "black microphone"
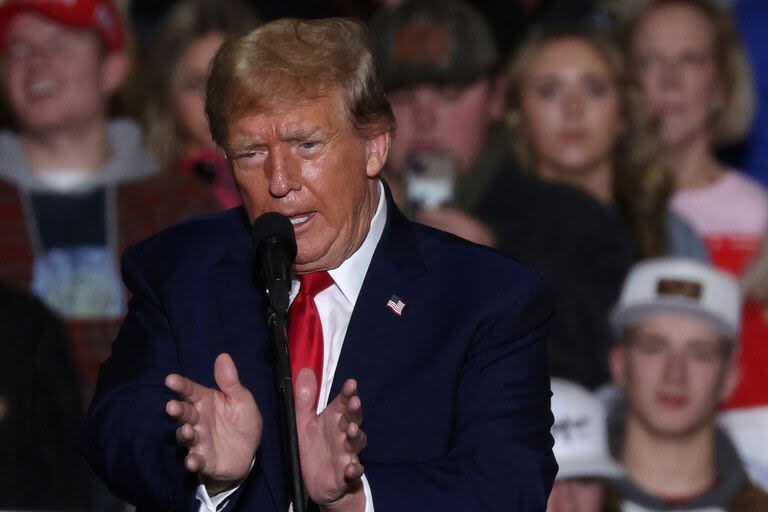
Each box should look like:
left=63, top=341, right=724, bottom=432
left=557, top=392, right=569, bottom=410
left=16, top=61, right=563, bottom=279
left=251, top=211, right=307, bottom=511
left=251, top=212, right=297, bottom=316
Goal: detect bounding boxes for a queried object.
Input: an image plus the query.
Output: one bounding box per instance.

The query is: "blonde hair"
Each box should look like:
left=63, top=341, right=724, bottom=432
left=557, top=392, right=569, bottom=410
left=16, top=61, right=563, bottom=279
left=206, top=18, right=395, bottom=148
left=142, top=0, right=259, bottom=168
left=623, top=0, right=755, bottom=145
left=506, top=25, right=672, bottom=258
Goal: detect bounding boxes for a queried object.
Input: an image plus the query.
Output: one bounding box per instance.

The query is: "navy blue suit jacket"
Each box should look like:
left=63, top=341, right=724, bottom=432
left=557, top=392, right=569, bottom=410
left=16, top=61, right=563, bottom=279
left=85, top=190, right=557, bottom=511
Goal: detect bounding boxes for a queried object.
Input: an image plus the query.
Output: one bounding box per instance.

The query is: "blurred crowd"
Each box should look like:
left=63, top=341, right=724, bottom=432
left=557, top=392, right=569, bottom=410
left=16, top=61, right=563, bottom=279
left=0, top=0, right=767, bottom=510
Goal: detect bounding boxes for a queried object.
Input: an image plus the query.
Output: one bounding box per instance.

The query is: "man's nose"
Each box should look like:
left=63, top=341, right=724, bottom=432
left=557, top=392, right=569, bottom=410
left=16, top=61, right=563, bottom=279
left=266, top=149, right=301, bottom=198
left=662, top=351, right=687, bottom=385
left=659, top=59, right=684, bottom=91
left=562, top=91, right=586, bottom=120
left=411, top=94, right=437, bottom=131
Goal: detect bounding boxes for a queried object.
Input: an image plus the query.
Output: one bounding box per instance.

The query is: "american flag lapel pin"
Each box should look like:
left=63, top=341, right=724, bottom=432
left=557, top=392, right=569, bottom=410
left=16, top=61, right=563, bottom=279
left=386, top=295, right=406, bottom=316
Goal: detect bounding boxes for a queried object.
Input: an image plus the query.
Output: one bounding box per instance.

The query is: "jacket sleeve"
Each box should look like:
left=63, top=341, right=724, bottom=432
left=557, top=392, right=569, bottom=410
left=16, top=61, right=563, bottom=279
left=83, top=243, right=200, bottom=510
left=362, top=281, right=558, bottom=511
left=83, top=244, right=261, bottom=511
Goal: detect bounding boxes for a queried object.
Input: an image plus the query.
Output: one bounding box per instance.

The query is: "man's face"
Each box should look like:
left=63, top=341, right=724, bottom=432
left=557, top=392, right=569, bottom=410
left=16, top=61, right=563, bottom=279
left=387, top=79, right=501, bottom=177
left=226, top=89, right=389, bottom=273
left=611, top=313, right=737, bottom=438
left=3, top=13, right=119, bottom=133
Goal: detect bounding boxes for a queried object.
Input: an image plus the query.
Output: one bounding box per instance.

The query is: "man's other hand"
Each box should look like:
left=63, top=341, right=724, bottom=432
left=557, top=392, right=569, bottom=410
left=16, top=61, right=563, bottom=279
left=165, top=353, right=263, bottom=496
left=295, top=368, right=367, bottom=512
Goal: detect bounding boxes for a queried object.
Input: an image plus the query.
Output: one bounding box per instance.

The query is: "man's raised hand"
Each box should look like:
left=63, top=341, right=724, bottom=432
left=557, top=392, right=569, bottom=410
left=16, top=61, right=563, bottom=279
left=295, top=368, right=367, bottom=511
left=165, top=353, right=263, bottom=496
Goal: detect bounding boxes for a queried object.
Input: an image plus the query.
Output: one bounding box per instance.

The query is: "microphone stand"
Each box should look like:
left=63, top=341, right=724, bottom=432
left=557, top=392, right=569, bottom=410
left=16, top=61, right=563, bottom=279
left=266, top=295, right=307, bottom=512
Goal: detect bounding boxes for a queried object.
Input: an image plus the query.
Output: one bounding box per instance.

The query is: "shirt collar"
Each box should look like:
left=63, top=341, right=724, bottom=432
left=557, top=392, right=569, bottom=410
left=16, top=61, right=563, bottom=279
left=327, top=180, right=387, bottom=306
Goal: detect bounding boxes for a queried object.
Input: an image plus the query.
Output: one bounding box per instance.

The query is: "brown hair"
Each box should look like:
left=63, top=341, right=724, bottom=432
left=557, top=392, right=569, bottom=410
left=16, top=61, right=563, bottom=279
left=623, top=0, right=755, bottom=145
left=206, top=17, right=396, bottom=149
left=506, top=24, right=672, bottom=258
left=141, top=0, right=260, bottom=168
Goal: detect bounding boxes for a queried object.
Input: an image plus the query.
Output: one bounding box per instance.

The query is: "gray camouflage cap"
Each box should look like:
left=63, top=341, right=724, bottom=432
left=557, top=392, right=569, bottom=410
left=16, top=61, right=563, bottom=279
left=369, top=0, right=499, bottom=92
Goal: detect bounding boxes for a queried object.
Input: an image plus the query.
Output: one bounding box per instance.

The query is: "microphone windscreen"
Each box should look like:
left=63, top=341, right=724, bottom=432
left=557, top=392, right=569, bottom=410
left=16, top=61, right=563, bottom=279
left=251, top=212, right=297, bottom=260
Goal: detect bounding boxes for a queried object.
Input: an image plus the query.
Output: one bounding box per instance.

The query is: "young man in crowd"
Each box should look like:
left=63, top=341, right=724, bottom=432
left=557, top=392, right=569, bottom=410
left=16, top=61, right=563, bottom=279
left=0, top=0, right=217, bottom=401
left=549, top=378, right=624, bottom=512
left=607, top=258, right=768, bottom=510
left=368, top=0, right=635, bottom=388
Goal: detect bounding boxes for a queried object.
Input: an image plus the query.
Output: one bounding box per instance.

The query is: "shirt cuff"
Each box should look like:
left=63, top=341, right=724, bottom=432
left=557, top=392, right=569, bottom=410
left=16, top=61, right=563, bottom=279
left=195, top=459, right=255, bottom=512
left=362, top=473, right=374, bottom=512
left=197, top=471, right=373, bottom=512
left=196, top=483, right=238, bottom=512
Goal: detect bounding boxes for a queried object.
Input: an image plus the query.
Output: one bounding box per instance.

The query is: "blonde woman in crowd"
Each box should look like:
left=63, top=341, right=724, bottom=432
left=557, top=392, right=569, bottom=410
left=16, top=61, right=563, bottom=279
left=142, top=0, right=259, bottom=209
left=506, top=24, right=707, bottom=261
left=625, top=0, right=767, bottom=275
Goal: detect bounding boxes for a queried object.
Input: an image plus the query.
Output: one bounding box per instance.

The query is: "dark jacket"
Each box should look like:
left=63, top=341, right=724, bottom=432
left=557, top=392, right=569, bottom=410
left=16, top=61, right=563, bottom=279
left=475, top=166, right=636, bottom=389
left=85, top=188, right=558, bottom=511
left=0, top=285, right=89, bottom=509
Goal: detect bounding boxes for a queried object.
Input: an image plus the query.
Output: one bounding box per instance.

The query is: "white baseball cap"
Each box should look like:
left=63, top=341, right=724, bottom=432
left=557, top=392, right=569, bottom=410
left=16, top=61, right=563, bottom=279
left=551, top=378, right=623, bottom=480
left=611, top=258, right=742, bottom=341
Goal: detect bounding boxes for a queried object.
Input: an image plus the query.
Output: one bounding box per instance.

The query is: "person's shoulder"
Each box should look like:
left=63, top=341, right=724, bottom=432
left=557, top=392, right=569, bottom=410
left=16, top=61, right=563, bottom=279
left=410, top=219, right=549, bottom=301
left=124, top=207, right=251, bottom=278
left=723, top=170, right=768, bottom=202
left=730, top=480, right=768, bottom=510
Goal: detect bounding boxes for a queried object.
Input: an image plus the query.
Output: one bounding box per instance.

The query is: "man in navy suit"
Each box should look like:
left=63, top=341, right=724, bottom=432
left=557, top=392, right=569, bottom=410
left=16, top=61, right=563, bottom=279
left=85, top=17, right=557, bottom=512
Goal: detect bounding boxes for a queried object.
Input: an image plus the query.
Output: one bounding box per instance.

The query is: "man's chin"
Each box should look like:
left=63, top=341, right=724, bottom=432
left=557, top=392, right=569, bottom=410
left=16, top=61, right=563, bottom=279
left=294, top=246, right=337, bottom=274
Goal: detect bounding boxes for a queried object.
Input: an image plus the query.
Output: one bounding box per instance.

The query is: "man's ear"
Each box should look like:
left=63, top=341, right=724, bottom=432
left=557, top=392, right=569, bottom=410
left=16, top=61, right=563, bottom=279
left=101, top=52, right=131, bottom=96
left=365, top=130, right=391, bottom=178
left=488, top=73, right=508, bottom=122
left=609, top=344, right=628, bottom=391
left=718, top=353, right=741, bottom=403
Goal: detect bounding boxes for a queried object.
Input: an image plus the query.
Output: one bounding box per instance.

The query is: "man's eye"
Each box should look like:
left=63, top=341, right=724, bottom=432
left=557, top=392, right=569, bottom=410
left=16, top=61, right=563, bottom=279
left=4, top=42, right=29, bottom=60
left=298, top=142, right=320, bottom=151
left=535, top=83, right=558, bottom=99
left=234, top=150, right=262, bottom=162
left=632, top=336, right=667, bottom=355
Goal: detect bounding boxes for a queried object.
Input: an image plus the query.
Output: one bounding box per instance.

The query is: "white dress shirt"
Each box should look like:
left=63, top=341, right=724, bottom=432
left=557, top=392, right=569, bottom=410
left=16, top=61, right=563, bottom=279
left=197, top=181, right=386, bottom=512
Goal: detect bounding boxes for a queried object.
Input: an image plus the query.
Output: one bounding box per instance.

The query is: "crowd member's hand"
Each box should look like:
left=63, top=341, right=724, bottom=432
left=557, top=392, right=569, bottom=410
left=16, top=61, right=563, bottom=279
left=295, top=368, right=367, bottom=512
left=165, top=353, right=263, bottom=496
left=416, top=207, right=496, bottom=247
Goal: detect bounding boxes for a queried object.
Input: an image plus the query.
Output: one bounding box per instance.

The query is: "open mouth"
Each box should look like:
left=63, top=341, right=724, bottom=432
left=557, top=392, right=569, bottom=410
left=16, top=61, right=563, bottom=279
left=28, top=79, right=58, bottom=98
left=288, top=212, right=315, bottom=230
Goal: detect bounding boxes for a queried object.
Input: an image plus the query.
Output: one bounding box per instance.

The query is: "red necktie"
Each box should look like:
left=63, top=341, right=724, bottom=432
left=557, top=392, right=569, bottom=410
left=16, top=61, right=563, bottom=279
left=287, top=271, right=334, bottom=409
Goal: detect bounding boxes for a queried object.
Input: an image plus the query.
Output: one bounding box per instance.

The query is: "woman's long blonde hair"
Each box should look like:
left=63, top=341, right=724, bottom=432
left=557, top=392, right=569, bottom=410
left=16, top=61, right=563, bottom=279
left=506, top=24, right=672, bottom=258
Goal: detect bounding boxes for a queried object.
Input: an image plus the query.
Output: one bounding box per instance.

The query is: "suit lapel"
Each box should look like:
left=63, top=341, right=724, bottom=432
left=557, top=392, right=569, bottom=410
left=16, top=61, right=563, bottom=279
left=329, top=193, right=427, bottom=402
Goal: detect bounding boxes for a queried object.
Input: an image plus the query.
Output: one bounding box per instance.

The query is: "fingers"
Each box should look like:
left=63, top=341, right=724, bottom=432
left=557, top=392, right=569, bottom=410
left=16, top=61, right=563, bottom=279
left=165, top=373, right=206, bottom=403
left=344, top=422, right=367, bottom=456
left=294, top=367, right=319, bottom=418
left=339, top=379, right=362, bottom=432
left=213, top=353, right=244, bottom=397
left=342, top=454, right=364, bottom=483
left=185, top=452, right=206, bottom=473
left=338, top=378, right=366, bottom=455
left=166, top=399, right=200, bottom=425
left=176, top=423, right=198, bottom=447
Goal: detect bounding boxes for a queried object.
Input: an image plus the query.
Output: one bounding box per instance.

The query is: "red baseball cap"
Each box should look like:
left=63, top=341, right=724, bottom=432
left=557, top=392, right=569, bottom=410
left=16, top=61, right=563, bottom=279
left=0, top=0, right=125, bottom=52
